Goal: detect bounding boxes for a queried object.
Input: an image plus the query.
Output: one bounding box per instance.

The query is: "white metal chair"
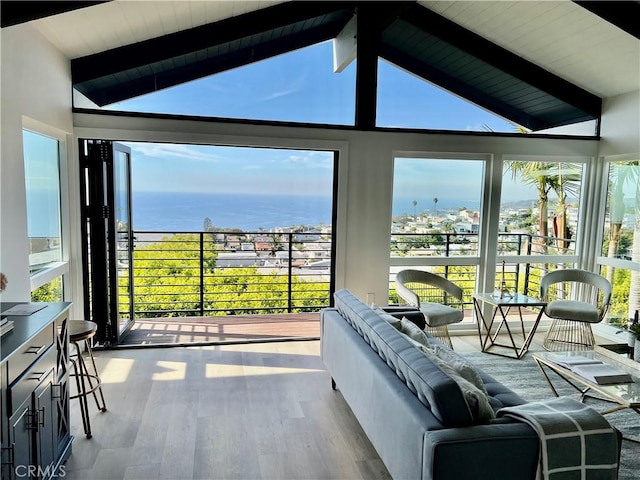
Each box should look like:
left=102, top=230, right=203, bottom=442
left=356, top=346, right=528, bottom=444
left=540, top=268, right=612, bottom=351
left=395, top=269, right=465, bottom=349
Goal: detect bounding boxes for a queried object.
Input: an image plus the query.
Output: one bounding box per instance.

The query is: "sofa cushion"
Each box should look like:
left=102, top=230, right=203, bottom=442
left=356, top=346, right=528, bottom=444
left=371, top=304, right=402, bottom=329
left=334, top=289, right=475, bottom=427
left=399, top=316, right=431, bottom=347
left=418, top=345, right=495, bottom=423
left=431, top=344, right=489, bottom=397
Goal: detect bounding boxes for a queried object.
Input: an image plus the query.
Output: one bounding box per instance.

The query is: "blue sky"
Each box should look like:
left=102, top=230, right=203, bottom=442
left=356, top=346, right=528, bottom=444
left=127, top=143, right=334, bottom=196
left=112, top=40, right=531, bottom=201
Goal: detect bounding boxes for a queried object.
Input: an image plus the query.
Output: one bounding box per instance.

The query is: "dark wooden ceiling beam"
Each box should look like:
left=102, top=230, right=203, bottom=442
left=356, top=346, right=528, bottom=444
left=1, top=1, right=110, bottom=28
left=354, top=2, right=415, bottom=129
left=380, top=46, right=550, bottom=131
left=400, top=4, right=602, bottom=119
left=72, top=2, right=357, bottom=84
left=80, top=21, right=348, bottom=106
left=355, top=5, right=380, bottom=130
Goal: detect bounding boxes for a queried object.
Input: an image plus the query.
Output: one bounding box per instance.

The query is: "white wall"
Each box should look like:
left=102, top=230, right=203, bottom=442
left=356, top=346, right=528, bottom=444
left=599, top=90, right=640, bottom=157
left=0, top=24, right=73, bottom=302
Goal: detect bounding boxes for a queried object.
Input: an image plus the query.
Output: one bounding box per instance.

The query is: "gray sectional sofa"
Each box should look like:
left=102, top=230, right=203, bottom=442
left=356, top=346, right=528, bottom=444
left=320, top=289, right=540, bottom=480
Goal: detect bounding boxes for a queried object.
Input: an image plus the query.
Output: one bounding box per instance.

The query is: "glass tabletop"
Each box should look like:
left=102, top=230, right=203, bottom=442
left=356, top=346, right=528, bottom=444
left=533, top=350, right=640, bottom=406
left=474, top=292, right=547, bottom=307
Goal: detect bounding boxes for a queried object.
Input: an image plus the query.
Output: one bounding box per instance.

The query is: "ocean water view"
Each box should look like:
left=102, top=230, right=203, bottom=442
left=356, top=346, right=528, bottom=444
left=132, top=192, right=488, bottom=232
left=132, top=191, right=333, bottom=232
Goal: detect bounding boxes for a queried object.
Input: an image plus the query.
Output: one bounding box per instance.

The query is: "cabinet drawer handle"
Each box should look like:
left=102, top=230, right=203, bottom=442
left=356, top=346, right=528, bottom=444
left=28, top=371, right=47, bottom=383
left=26, top=345, right=46, bottom=355
left=38, top=407, right=46, bottom=427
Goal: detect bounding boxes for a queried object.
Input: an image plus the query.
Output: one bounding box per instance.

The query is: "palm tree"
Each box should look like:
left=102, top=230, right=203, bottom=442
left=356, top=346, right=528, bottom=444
left=412, top=200, right=418, bottom=220
left=605, top=161, right=638, bottom=285
left=506, top=162, right=554, bottom=252
left=551, top=162, right=580, bottom=251
left=506, top=162, right=579, bottom=253
left=433, top=197, right=438, bottom=217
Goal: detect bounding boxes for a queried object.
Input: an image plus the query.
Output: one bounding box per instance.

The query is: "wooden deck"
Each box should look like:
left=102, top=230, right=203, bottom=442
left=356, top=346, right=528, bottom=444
left=120, top=312, right=321, bottom=346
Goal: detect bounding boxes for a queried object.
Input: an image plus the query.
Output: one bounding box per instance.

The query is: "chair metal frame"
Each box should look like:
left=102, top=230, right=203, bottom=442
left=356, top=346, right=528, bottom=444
left=540, top=268, right=612, bottom=351
left=395, top=269, right=465, bottom=349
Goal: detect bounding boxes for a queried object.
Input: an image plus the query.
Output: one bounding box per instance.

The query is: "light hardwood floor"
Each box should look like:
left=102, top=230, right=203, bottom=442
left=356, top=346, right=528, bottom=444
left=64, top=340, right=390, bottom=480
left=62, top=330, right=593, bottom=480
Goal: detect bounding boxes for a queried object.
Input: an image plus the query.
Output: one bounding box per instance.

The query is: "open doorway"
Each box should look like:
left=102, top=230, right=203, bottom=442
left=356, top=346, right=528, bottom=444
left=80, top=140, right=337, bottom=346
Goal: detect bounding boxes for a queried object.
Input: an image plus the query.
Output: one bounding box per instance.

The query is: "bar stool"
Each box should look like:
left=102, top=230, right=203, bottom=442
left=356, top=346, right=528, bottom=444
left=69, top=320, right=107, bottom=438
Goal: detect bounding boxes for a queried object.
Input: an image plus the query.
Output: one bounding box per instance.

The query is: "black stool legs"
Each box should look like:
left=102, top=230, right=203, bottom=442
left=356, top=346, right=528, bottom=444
left=69, top=321, right=107, bottom=439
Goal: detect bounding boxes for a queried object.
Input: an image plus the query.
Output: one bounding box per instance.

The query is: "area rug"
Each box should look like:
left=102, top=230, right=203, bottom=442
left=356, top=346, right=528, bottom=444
left=461, top=350, right=640, bottom=480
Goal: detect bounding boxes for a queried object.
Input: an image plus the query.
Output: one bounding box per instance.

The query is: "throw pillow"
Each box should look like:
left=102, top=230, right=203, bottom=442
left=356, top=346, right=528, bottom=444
left=399, top=316, right=431, bottom=348
left=432, top=344, right=489, bottom=396
left=418, top=345, right=495, bottom=423
left=370, top=304, right=402, bottom=329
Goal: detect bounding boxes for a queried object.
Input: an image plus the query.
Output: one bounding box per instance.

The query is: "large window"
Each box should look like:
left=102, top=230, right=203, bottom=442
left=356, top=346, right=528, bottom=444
left=501, top=157, right=584, bottom=257
left=23, top=127, right=68, bottom=297
left=74, top=37, right=600, bottom=136
left=389, top=156, right=486, bottom=315
left=498, top=156, right=586, bottom=296
left=83, top=41, right=356, bottom=126
left=377, top=60, right=515, bottom=133
left=23, top=130, right=63, bottom=273
left=599, top=157, right=640, bottom=325
left=388, top=153, right=594, bottom=313
left=112, top=142, right=337, bottom=320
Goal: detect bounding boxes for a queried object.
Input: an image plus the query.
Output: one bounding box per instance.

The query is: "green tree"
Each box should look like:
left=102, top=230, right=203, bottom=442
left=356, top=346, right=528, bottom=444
left=551, top=163, right=580, bottom=251
left=505, top=161, right=578, bottom=253
left=122, top=233, right=329, bottom=317
left=31, top=277, right=63, bottom=302
left=605, top=161, right=638, bottom=286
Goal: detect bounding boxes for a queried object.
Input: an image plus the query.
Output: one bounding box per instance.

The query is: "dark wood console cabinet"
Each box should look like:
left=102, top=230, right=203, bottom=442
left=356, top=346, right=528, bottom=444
left=1, top=303, right=72, bottom=479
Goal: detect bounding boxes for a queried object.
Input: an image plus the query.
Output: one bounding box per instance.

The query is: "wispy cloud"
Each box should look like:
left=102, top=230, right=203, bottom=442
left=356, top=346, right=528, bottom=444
left=261, top=88, right=299, bottom=101
left=258, top=70, right=308, bottom=103
left=286, top=152, right=333, bottom=168
left=126, top=143, right=221, bottom=162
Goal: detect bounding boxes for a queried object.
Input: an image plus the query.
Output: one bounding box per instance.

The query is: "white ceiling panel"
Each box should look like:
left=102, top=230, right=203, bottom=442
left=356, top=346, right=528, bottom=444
left=31, top=0, right=283, bottom=59
left=420, top=0, right=639, bottom=98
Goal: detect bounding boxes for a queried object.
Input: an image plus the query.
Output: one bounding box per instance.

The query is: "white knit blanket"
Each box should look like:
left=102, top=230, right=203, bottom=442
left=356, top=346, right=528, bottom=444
left=498, top=397, right=618, bottom=480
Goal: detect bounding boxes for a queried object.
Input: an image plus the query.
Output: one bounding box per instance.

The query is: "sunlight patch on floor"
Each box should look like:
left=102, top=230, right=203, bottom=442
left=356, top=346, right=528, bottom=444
left=99, top=357, right=135, bottom=384
left=205, top=363, right=324, bottom=378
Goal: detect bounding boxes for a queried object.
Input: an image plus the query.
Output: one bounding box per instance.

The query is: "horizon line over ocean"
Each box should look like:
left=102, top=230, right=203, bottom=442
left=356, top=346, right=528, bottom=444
left=131, top=191, right=532, bottom=232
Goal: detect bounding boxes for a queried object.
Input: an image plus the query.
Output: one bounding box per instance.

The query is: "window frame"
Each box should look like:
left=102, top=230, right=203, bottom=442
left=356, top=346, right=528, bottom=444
left=388, top=151, right=598, bottom=332
left=388, top=152, right=489, bottom=319
left=593, top=152, right=640, bottom=327
left=498, top=154, right=591, bottom=266
left=22, top=118, right=70, bottom=297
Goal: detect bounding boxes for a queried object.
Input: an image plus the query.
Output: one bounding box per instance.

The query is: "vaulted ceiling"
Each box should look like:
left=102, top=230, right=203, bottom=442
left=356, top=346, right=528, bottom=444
left=2, top=0, right=639, bottom=131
